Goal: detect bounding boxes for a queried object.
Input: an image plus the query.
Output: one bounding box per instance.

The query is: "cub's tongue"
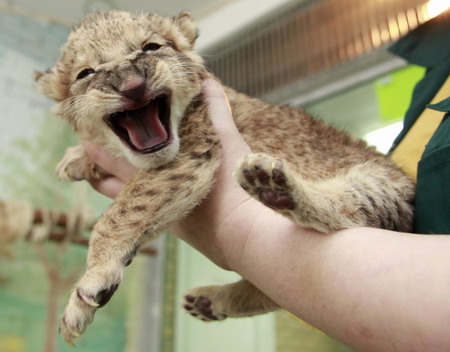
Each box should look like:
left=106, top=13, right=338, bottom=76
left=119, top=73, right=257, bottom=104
left=117, top=101, right=168, bottom=150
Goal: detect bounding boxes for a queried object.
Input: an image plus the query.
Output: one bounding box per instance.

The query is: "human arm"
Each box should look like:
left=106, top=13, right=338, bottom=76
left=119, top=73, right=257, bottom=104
left=83, top=79, right=450, bottom=352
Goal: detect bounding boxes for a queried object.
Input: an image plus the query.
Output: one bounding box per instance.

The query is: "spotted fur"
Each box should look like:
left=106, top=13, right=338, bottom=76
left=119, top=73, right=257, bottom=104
left=36, top=10, right=415, bottom=344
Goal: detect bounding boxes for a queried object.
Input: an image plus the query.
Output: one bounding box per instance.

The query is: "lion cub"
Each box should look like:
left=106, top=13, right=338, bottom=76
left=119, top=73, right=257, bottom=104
left=35, top=10, right=414, bottom=344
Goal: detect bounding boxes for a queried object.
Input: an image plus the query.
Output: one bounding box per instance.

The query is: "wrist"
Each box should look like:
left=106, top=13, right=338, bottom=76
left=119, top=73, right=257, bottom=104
left=232, top=207, right=322, bottom=275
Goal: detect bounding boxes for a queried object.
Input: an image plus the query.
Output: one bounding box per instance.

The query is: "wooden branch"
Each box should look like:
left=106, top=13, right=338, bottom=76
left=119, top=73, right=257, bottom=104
left=46, top=230, right=157, bottom=256
left=31, top=209, right=157, bottom=256
left=33, top=209, right=94, bottom=229
left=0, top=204, right=158, bottom=256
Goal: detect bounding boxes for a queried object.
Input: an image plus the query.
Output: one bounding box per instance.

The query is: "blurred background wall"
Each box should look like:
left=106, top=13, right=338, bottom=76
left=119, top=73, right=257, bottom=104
left=0, top=0, right=448, bottom=351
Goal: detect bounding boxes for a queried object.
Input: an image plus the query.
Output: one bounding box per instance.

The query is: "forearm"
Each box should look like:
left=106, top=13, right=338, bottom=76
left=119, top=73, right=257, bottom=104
left=236, top=218, right=450, bottom=351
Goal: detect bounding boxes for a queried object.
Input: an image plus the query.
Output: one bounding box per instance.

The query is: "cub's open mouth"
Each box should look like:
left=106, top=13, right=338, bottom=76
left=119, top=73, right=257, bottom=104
left=106, top=94, right=172, bottom=154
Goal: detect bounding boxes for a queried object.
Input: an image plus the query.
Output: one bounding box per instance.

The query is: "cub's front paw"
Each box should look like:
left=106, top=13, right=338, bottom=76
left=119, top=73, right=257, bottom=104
left=235, top=153, right=296, bottom=210
left=56, top=145, right=105, bottom=182
left=59, top=265, right=122, bottom=345
left=183, top=289, right=228, bottom=322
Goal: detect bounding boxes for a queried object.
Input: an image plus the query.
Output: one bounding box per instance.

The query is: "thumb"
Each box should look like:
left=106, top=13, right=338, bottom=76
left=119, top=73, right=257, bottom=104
left=202, top=79, right=251, bottom=169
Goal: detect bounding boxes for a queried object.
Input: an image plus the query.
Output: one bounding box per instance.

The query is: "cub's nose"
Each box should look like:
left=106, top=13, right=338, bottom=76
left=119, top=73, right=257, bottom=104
left=119, top=76, right=146, bottom=101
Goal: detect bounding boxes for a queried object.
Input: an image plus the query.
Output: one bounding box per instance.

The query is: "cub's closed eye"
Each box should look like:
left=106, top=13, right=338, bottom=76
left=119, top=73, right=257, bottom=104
left=143, top=43, right=162, bottom=52
left=76, top=68, right=95, bottom=80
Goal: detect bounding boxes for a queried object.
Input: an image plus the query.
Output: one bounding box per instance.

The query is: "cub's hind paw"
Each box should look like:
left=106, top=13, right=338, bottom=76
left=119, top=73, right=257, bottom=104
left=236, top=153, right=296, bottom=210
left=183, top=294, right=227, bottom=322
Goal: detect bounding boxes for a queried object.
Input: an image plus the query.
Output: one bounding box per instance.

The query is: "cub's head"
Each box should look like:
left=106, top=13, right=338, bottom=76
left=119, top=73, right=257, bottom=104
left=36, top=10, right=205, bottom=169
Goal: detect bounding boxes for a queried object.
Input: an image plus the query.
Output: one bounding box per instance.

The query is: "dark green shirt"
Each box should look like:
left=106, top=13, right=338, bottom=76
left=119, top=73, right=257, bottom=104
left=389, top=10, right=450, bottom=234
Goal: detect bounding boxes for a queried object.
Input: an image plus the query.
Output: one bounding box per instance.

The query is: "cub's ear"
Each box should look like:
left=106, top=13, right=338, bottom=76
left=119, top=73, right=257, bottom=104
left=173, top=11, right=199, bottom=47
left=34, top=68, right=66, bottom=102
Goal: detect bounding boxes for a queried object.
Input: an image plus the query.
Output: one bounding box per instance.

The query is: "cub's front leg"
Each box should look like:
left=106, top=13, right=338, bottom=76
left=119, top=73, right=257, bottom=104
left=59, top=147, right=220, bottom=345
left=56, top=144, right=108, bottom=182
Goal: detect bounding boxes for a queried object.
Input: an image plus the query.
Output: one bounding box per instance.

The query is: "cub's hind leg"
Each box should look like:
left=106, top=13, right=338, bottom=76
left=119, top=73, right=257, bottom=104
left=235, top=153, right=414, bottom=233
left=183, top=279, right=279, bottom=321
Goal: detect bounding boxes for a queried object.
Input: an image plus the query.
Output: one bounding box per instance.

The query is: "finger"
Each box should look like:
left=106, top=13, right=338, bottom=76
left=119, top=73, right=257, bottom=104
left=89, top=177, right=126, bottom=199
left=202, top=79, right=251, bottom=166
left=82, top=140, right=137, bottom=182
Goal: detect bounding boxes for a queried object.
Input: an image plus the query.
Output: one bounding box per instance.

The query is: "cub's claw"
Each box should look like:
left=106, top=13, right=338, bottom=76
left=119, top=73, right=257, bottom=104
left=76, top=283, right=119, bottom=308
left=77, top=289, right=99, bottom=308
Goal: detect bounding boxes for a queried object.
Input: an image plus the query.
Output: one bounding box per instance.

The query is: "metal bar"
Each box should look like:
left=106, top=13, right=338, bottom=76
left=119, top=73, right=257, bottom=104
left=205, top=0, right=425, bottom=98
